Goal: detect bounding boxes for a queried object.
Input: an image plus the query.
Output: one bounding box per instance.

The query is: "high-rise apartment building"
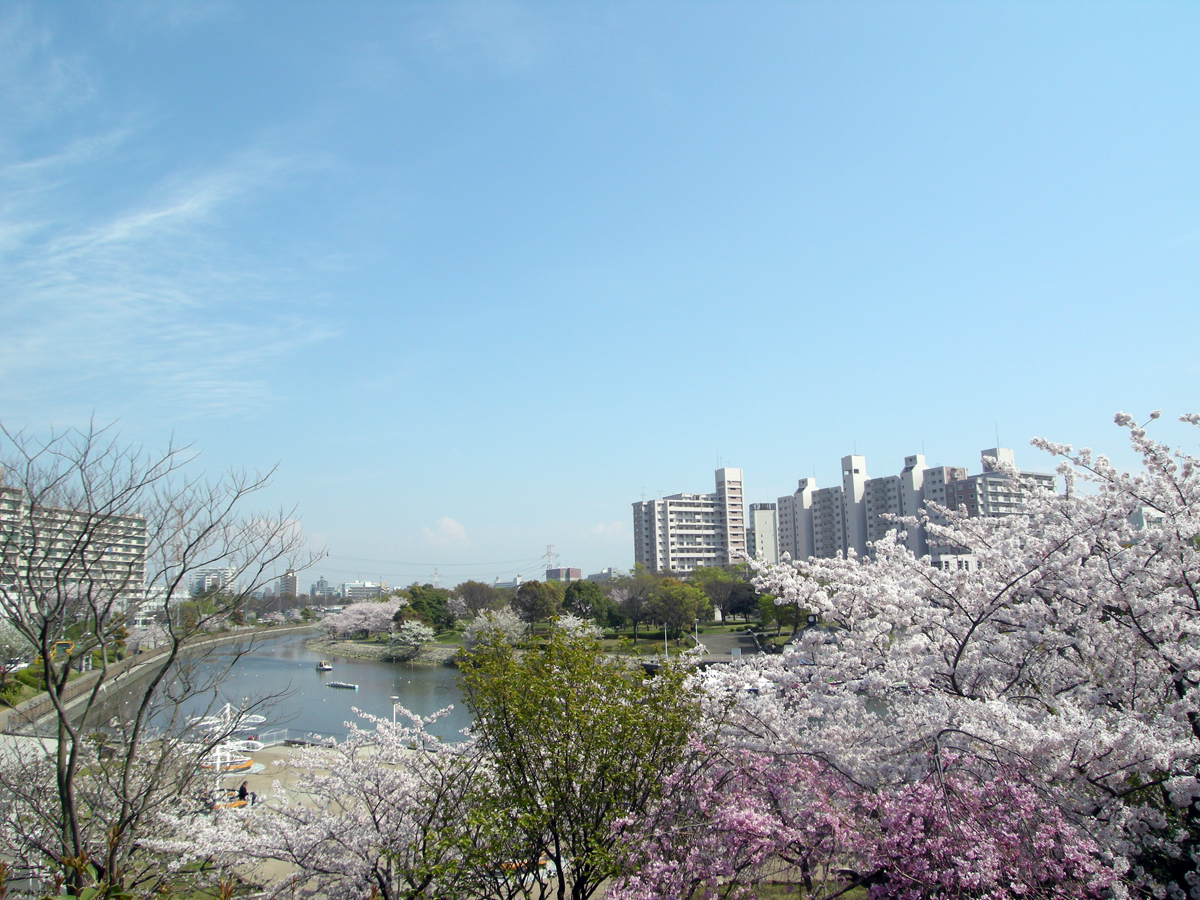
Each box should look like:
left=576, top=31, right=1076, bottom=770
left=777, top=478, right=815, bottom=562
left=277, top=568, right=298, bottom=599
left=0, top=485, right=147, bottom=615
left=632, top=468, right=745, bottom=574
left=778, top=449, right=1055, bottom=563
left=746, top=503, right=779, bottom=564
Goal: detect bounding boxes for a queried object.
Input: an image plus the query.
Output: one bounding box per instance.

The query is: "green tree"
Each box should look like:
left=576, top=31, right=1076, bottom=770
left=513, top=580, right=563, bottom=632
left=728, top=581, right=759, bottom=620
left=458, top=627, right=699, bottom=900
left=452, top=580, right=501, bottom=617
left=757, top=594, right=776, bottom=629
left=398, top=583, right=455, bottom=631
left=611, top=565, right=658, bottom=643
left=652, top=578, right=707, bottom=643
left=689, top=565, right=737, bottom=621
left=562, top=579, right=608, bottom=623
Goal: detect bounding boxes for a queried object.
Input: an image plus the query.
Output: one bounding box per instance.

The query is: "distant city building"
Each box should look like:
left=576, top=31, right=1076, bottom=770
left=0, top=486, right=147, bottom=616
left=310, top=576, right=338, bottom=600
left=188, top=566, right=239, bottom=597
left=586, top=567, right=627, bottom=583
left=493, top=574, right=526, bottom=590
left=341, top=580, right=383, bottom=600
left=134, top=581, right=189, bottom=627
left=545, top=567, right=582, bottom=584
left=277, top=568, right=298, bottom=599
left=778, top=449, right=1056, bottom=562
left=746, top=503, right=779, bottom=564
left=632, top=468, right=746, bottom=574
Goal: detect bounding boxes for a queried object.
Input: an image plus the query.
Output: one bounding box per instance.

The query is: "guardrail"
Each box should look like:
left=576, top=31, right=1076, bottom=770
left=256, top=728, right=345, bottom=747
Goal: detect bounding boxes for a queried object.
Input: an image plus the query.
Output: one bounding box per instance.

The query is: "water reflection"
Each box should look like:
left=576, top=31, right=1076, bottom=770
left=176, top=632, right=472, bottom=742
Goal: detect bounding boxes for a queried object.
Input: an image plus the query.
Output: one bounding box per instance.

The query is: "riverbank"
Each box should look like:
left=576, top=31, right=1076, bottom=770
left=1, top=623, right=324, bottom=734
left=305, top=635, right=459, bottom=666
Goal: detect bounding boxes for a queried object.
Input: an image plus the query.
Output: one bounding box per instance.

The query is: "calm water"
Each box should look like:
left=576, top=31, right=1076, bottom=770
left=176, top=632, right=473, bottom=742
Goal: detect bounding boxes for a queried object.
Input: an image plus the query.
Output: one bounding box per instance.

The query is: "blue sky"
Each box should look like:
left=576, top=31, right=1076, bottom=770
left=2, top=1, right=1198, bottom=588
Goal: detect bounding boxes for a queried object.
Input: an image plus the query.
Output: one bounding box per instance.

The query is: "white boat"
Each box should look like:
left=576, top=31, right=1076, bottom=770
left=316, top=660, right=333, bottom=671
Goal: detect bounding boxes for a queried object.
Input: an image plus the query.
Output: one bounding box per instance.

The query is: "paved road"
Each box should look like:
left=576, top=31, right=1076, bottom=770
left=694, top=629, right=761, bottom=658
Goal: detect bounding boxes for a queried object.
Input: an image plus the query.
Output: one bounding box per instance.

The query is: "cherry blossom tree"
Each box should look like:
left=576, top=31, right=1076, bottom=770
left=663, top=411, right=1200, bottom=899
left=461, top=607, right=524, bottom=651
left=387, top=620, right=436, bottom=660
left=0, top=421, right=316, bottom=898
left=321, top=597, right=406, bottom=639
left=153, top=708, right=482, bottom=900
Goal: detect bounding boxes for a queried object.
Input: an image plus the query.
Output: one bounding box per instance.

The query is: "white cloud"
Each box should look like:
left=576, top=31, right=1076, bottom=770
left=421, top=516, right=469, bottom=548
left=0, top=133, right=335, bottom=424
left=593, top=521, right=627, bottom=538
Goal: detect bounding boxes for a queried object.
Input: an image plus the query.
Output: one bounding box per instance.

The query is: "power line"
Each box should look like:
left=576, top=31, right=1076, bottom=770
left=322, top=553, right=545, bottom=568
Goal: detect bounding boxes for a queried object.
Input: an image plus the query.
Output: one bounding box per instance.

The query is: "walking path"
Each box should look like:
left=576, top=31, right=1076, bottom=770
left=694, top=628, right=762, bottom=658
left=0, top=624, right=321, bottom=735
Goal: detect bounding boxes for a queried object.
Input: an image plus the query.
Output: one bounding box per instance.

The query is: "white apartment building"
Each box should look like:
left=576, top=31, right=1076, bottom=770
left=777, top=478, right=815, bottom=562
left=277, top=568, right=299, bottom=598
left=778, top=449, right=1056, bottom=562
left=746, top=502, right=779, bottom=564
left=189, top=566, right=240, bottom=597
left=632, top=468, right=746, bottom=574
left=0, top=485, right=147, bottom=615
left=801, top=456, right=870, bottom=560
left=341, top=580, right=384, bottom=600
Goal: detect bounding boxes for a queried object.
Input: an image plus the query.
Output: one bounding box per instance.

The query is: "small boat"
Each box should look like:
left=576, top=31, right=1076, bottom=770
left=316, top=660, right=333, bottom=671
left=327, top=681, right=358, bottom=690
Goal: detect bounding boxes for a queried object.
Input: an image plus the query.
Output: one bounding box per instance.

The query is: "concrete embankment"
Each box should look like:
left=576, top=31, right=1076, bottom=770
left=0, top=624, right=322, bottom=734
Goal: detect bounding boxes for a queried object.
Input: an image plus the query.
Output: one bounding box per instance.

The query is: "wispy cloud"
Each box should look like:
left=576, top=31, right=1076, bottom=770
left=0, top=7, right=93, bottom=141
left=411, top=0, right=553, bottom=74
left=421, top=516, right=469, bottom=548
left=0, top=144, right=334, bottom=423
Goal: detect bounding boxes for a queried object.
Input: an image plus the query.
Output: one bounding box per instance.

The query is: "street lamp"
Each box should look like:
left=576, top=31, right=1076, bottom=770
left=390, top=695, right=400, bottom=726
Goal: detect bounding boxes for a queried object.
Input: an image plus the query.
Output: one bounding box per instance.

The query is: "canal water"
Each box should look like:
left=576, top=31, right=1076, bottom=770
left=177, top=632, right=473, bottom=742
